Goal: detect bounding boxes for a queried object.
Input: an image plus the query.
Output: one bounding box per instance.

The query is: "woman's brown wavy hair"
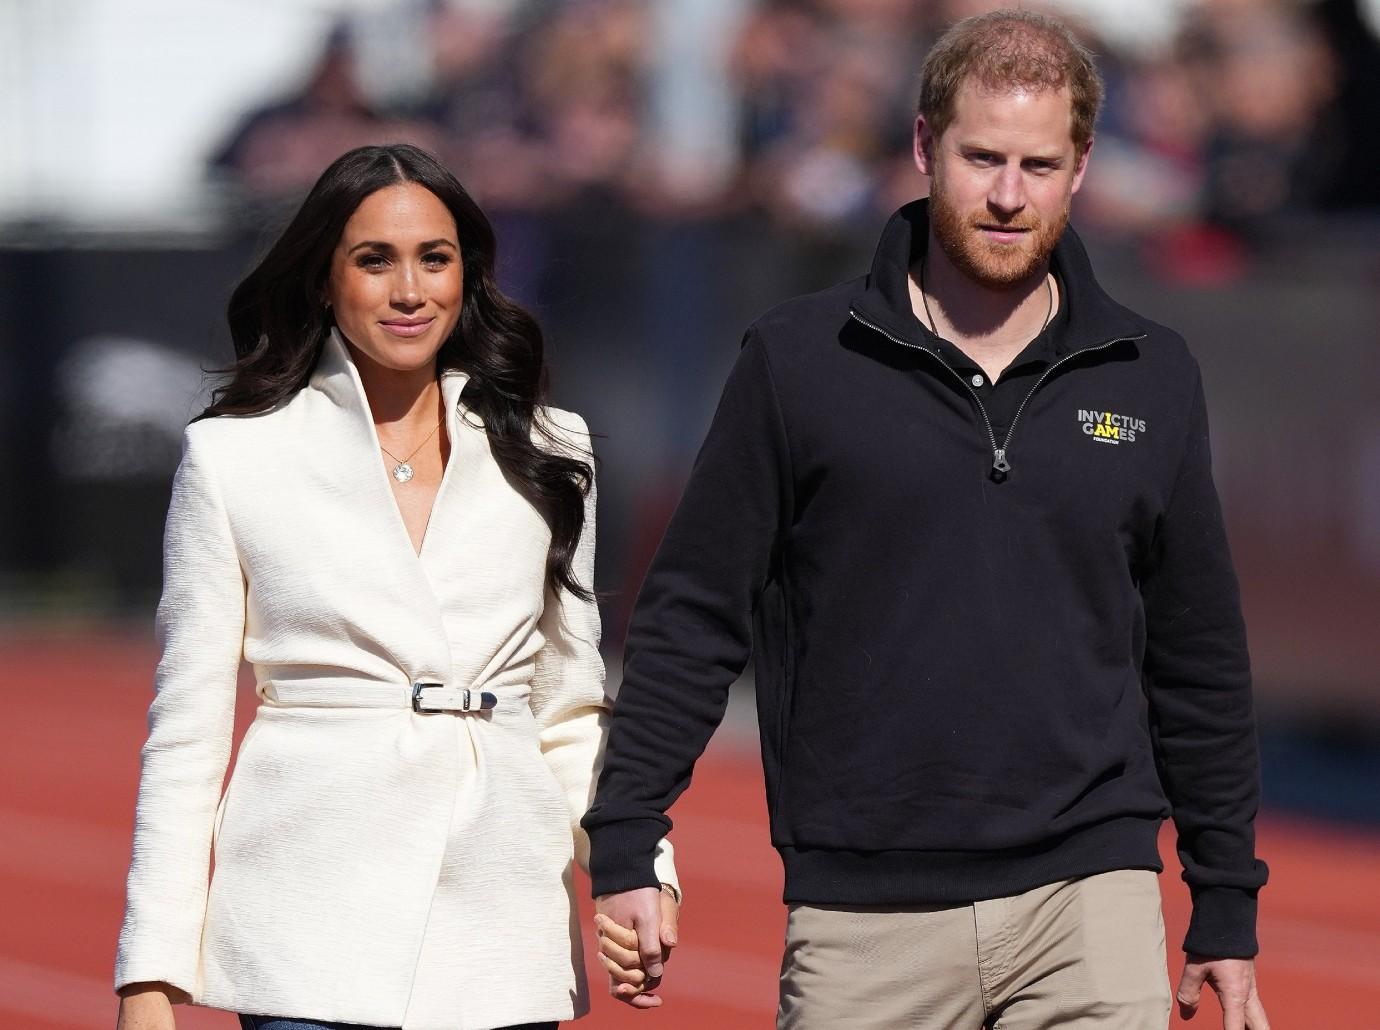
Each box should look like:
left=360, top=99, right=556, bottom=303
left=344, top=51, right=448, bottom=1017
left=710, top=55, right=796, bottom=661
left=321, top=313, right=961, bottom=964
left=205, top=143, right=594, bottom=601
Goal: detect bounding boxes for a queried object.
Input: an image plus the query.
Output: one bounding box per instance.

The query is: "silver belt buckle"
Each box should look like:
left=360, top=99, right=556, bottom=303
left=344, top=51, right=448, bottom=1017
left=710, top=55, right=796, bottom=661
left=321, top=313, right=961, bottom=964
left=411, top=681, right=450, bottom=713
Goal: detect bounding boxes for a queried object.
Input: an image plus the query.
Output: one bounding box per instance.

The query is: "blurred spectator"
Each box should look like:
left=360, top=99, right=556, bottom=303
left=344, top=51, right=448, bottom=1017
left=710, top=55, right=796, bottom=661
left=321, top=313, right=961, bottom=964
left=1184, top=0, right=1340, bottom=227
left=1305, top=0, right=1380, bottom=211
left=407, top=0, right=663, bottom=212
left=413, top=2, right=546, bottom=209
left=731, top=0, right=919, bottom=231
left=210, top=22, right=440, bottom=201
left=523, top=0, right=648, bottom=200
left=1163, top=0, right=1379, bottom=232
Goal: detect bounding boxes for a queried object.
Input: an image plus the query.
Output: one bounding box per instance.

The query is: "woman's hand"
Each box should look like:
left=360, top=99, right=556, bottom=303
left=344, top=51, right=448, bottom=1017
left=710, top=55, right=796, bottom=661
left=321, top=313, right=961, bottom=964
left=594, top=886, right=681, bottom=1008
left=115, top=981, right=184, bottom=1030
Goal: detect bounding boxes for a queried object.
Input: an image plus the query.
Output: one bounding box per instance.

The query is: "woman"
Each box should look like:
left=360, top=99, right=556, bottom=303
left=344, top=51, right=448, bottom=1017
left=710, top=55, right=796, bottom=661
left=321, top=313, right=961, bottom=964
left=114, top=144, right=677, bottom=1030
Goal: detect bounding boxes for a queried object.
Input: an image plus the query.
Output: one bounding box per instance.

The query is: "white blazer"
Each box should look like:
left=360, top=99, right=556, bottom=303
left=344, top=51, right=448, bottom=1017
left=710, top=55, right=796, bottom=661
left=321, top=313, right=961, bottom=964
left=115, top=330, right=677, bottom=1030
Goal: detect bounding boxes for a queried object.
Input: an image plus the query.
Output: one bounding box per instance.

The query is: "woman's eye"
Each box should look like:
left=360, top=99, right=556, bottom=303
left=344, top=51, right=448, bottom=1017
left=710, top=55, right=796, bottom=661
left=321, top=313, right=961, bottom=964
left=422, top=252, right=451, bottom=268
left=357, top=254, right=388, bottom=270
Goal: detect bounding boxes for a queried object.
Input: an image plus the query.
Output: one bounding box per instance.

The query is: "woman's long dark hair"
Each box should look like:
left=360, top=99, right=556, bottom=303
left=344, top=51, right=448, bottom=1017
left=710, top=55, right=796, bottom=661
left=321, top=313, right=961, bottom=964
left=207, top=143, right=593, bottom=601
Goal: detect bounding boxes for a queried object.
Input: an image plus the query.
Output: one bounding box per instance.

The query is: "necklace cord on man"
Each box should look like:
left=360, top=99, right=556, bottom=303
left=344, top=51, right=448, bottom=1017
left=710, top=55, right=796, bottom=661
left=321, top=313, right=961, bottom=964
left=919, top=255, right=1054, bottom=341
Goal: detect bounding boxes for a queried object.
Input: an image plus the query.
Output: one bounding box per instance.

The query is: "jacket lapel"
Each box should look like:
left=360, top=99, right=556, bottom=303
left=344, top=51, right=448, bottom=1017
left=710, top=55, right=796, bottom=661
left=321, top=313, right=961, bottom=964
left=304, top=330, right=464, bottom=683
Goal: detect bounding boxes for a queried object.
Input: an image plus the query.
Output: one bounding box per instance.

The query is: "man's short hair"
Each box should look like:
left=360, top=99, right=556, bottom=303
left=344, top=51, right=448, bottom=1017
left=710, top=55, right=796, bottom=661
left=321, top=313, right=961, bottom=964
left=918, top=9, right=1105, bottom=155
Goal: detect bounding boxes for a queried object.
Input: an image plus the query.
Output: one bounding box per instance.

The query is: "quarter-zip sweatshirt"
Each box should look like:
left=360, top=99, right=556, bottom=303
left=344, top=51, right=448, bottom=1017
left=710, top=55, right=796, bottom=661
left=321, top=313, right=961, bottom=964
left=584, top=199, right=1268, bottom=958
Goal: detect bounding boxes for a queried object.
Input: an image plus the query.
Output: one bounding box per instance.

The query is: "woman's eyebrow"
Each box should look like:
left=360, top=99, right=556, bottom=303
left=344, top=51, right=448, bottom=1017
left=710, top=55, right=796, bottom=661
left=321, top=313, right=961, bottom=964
left=347, top=238, right=457, bottom=254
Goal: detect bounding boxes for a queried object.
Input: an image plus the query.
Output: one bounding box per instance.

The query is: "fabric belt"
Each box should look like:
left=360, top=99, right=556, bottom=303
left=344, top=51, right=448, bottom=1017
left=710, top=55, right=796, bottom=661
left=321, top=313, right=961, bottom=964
left=411, top=680, right=499, bottom=714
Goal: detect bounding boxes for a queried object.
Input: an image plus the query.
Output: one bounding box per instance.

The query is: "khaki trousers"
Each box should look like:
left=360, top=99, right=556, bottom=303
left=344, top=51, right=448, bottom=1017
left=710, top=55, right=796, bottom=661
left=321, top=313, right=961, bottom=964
left=778, top=869, right=1171, bottom=1029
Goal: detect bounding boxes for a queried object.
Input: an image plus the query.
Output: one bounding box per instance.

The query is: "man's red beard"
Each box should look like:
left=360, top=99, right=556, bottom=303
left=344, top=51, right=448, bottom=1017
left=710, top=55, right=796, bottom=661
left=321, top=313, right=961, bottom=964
left=928, top=168, right=1069, bottom=290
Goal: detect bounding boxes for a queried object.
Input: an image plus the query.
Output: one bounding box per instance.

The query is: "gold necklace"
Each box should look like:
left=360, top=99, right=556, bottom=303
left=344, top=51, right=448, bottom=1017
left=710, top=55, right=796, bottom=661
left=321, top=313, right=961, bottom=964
left=377, top=420, right=442, bottom=484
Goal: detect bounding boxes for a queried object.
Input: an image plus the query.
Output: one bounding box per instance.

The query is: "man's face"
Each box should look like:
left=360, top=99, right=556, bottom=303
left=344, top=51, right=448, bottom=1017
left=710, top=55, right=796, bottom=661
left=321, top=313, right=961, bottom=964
left=915, top=82, right=1090, bottom=289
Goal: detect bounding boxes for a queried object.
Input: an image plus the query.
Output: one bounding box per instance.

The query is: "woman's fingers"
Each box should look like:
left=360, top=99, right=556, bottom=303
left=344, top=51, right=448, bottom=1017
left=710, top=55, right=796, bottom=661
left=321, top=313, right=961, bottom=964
left=594, top=912, right=640, bottom=950
left=598, top=933, right=642, bottom=969
left=599, top=952, right=647, bottom=986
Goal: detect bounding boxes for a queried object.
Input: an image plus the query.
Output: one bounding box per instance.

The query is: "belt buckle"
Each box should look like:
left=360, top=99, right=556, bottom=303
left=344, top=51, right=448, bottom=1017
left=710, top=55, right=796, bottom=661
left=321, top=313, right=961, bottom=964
left=411, top=681, right=498, bottom=714
left=411, top=681, right=449, bottom=713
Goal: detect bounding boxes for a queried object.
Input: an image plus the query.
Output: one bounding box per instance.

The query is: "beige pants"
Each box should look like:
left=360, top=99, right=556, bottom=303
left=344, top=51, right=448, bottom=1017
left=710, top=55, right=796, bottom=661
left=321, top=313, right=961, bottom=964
left=778, top=869, right=1171, bottom=1029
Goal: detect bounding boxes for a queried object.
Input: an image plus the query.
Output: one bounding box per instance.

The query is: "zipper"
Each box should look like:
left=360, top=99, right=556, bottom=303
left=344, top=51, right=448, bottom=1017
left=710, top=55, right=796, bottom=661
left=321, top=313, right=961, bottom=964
left=998, top=333, right=1147, bottom=477
left=849, top=308, right=1145, bottom=481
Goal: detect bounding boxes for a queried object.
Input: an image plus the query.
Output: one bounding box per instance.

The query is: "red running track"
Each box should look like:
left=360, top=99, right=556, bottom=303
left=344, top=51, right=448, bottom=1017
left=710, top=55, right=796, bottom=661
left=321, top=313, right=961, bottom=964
left=2, top=629, right=1378, bottom=1028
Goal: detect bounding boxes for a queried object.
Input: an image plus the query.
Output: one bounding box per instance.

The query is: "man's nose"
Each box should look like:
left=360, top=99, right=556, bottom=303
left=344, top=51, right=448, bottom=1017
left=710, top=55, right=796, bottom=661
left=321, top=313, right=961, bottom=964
left=988, top=165, right=1026, bottom=216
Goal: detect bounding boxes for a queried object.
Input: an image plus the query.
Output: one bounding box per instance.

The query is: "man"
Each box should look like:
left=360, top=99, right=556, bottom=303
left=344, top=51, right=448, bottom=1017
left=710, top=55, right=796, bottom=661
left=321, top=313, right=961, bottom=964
left=585, top=10, right=1270, bottom=1029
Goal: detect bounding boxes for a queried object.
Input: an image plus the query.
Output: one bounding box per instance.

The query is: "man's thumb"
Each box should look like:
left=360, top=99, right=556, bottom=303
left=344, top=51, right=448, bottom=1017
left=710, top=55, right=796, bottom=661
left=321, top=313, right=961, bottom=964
left=638, top=917, right=664, bottom=979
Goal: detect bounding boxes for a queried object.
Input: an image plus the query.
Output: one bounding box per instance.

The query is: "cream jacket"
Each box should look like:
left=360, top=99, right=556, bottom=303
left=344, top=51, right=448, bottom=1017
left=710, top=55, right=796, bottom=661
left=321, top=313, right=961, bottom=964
left=115, top=331, right=676, bottom=1029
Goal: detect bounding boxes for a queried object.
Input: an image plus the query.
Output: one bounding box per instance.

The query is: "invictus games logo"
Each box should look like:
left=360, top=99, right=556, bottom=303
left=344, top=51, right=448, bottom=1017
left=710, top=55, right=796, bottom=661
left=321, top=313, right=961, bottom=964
left=1078, top=409, right=1147, bottom=445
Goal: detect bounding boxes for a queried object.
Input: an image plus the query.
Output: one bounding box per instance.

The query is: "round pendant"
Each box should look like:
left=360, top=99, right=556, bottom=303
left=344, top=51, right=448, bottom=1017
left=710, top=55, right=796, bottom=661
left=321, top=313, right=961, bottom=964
left=392, top=463, right=414, bottom=483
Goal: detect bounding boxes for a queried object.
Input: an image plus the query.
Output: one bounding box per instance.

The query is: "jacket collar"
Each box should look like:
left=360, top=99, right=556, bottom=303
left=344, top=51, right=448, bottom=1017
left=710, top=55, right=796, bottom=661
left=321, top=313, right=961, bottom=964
left=850, top=198, right=1149, bottom=357
left=313, top=327, right=471, bottom=429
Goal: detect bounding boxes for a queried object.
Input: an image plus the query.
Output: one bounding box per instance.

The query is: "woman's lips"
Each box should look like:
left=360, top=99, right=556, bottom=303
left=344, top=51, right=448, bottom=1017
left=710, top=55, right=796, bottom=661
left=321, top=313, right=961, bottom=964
left=379, top=318, right=434, bottom=338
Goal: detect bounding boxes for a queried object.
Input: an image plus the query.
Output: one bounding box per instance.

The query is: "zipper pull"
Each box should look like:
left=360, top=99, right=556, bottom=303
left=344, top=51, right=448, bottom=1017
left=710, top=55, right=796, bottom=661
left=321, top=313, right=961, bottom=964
left=991, top=448, right=1011, bottom=482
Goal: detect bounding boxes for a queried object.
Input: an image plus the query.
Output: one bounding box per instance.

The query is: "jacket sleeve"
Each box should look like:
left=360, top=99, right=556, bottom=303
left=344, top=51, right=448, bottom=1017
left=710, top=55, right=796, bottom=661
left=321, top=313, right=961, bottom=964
left=115, top=425, right=246, bottom=995
left=529, top=410, right=677, bottom=891
left=582, top=330, right=789, bottom=897
left=1141, top=367, right=1268, bottom=958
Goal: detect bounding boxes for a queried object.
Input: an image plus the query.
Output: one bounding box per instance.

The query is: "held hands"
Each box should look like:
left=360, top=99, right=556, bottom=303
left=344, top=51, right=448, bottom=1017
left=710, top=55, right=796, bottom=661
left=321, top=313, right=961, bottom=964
left=1176, top=956, right=1270, bottom=1030
left=594, top=885, right=681, bottom=1009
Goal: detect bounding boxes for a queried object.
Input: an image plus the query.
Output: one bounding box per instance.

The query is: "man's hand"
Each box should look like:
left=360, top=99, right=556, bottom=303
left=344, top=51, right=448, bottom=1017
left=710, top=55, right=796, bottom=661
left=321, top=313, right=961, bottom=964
left=594, top=886, right=680, bottom=1008
left=1176, top=955, right=1270, bottom=1030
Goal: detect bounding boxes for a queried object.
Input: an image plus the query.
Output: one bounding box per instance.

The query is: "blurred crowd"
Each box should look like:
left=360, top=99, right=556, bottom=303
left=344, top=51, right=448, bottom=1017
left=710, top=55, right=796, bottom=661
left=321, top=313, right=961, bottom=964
left=209, top=0, right=1380, bottom=248
left=15, top=0, right=1380, bottom=669
left=200, top=0, right=1380, bottom=519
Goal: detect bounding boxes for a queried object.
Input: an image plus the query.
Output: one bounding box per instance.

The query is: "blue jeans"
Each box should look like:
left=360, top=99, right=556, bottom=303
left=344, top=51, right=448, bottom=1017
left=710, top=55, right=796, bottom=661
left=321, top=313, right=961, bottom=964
left=238, top=1019, right=556, bottom=1030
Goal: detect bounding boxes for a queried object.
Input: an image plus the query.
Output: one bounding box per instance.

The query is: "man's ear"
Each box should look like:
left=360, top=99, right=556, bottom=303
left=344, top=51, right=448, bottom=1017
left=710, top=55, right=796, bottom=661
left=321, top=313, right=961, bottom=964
left=914, top=115, right=937, bottom=177
left=1070, top=136, right=1094, bottom=195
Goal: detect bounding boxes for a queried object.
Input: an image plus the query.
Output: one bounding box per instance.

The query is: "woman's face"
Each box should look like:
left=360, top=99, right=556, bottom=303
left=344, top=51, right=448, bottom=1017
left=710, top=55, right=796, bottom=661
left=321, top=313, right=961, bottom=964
left=326, top=182, right=464, bottom=374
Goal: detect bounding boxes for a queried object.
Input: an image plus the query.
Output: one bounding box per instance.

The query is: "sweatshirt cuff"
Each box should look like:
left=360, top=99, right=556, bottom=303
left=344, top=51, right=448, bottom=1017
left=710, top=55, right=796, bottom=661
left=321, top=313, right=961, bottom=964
left=1184, top=886, right=1259, bottom=958
left=587, top=818, right=667, bottom=898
